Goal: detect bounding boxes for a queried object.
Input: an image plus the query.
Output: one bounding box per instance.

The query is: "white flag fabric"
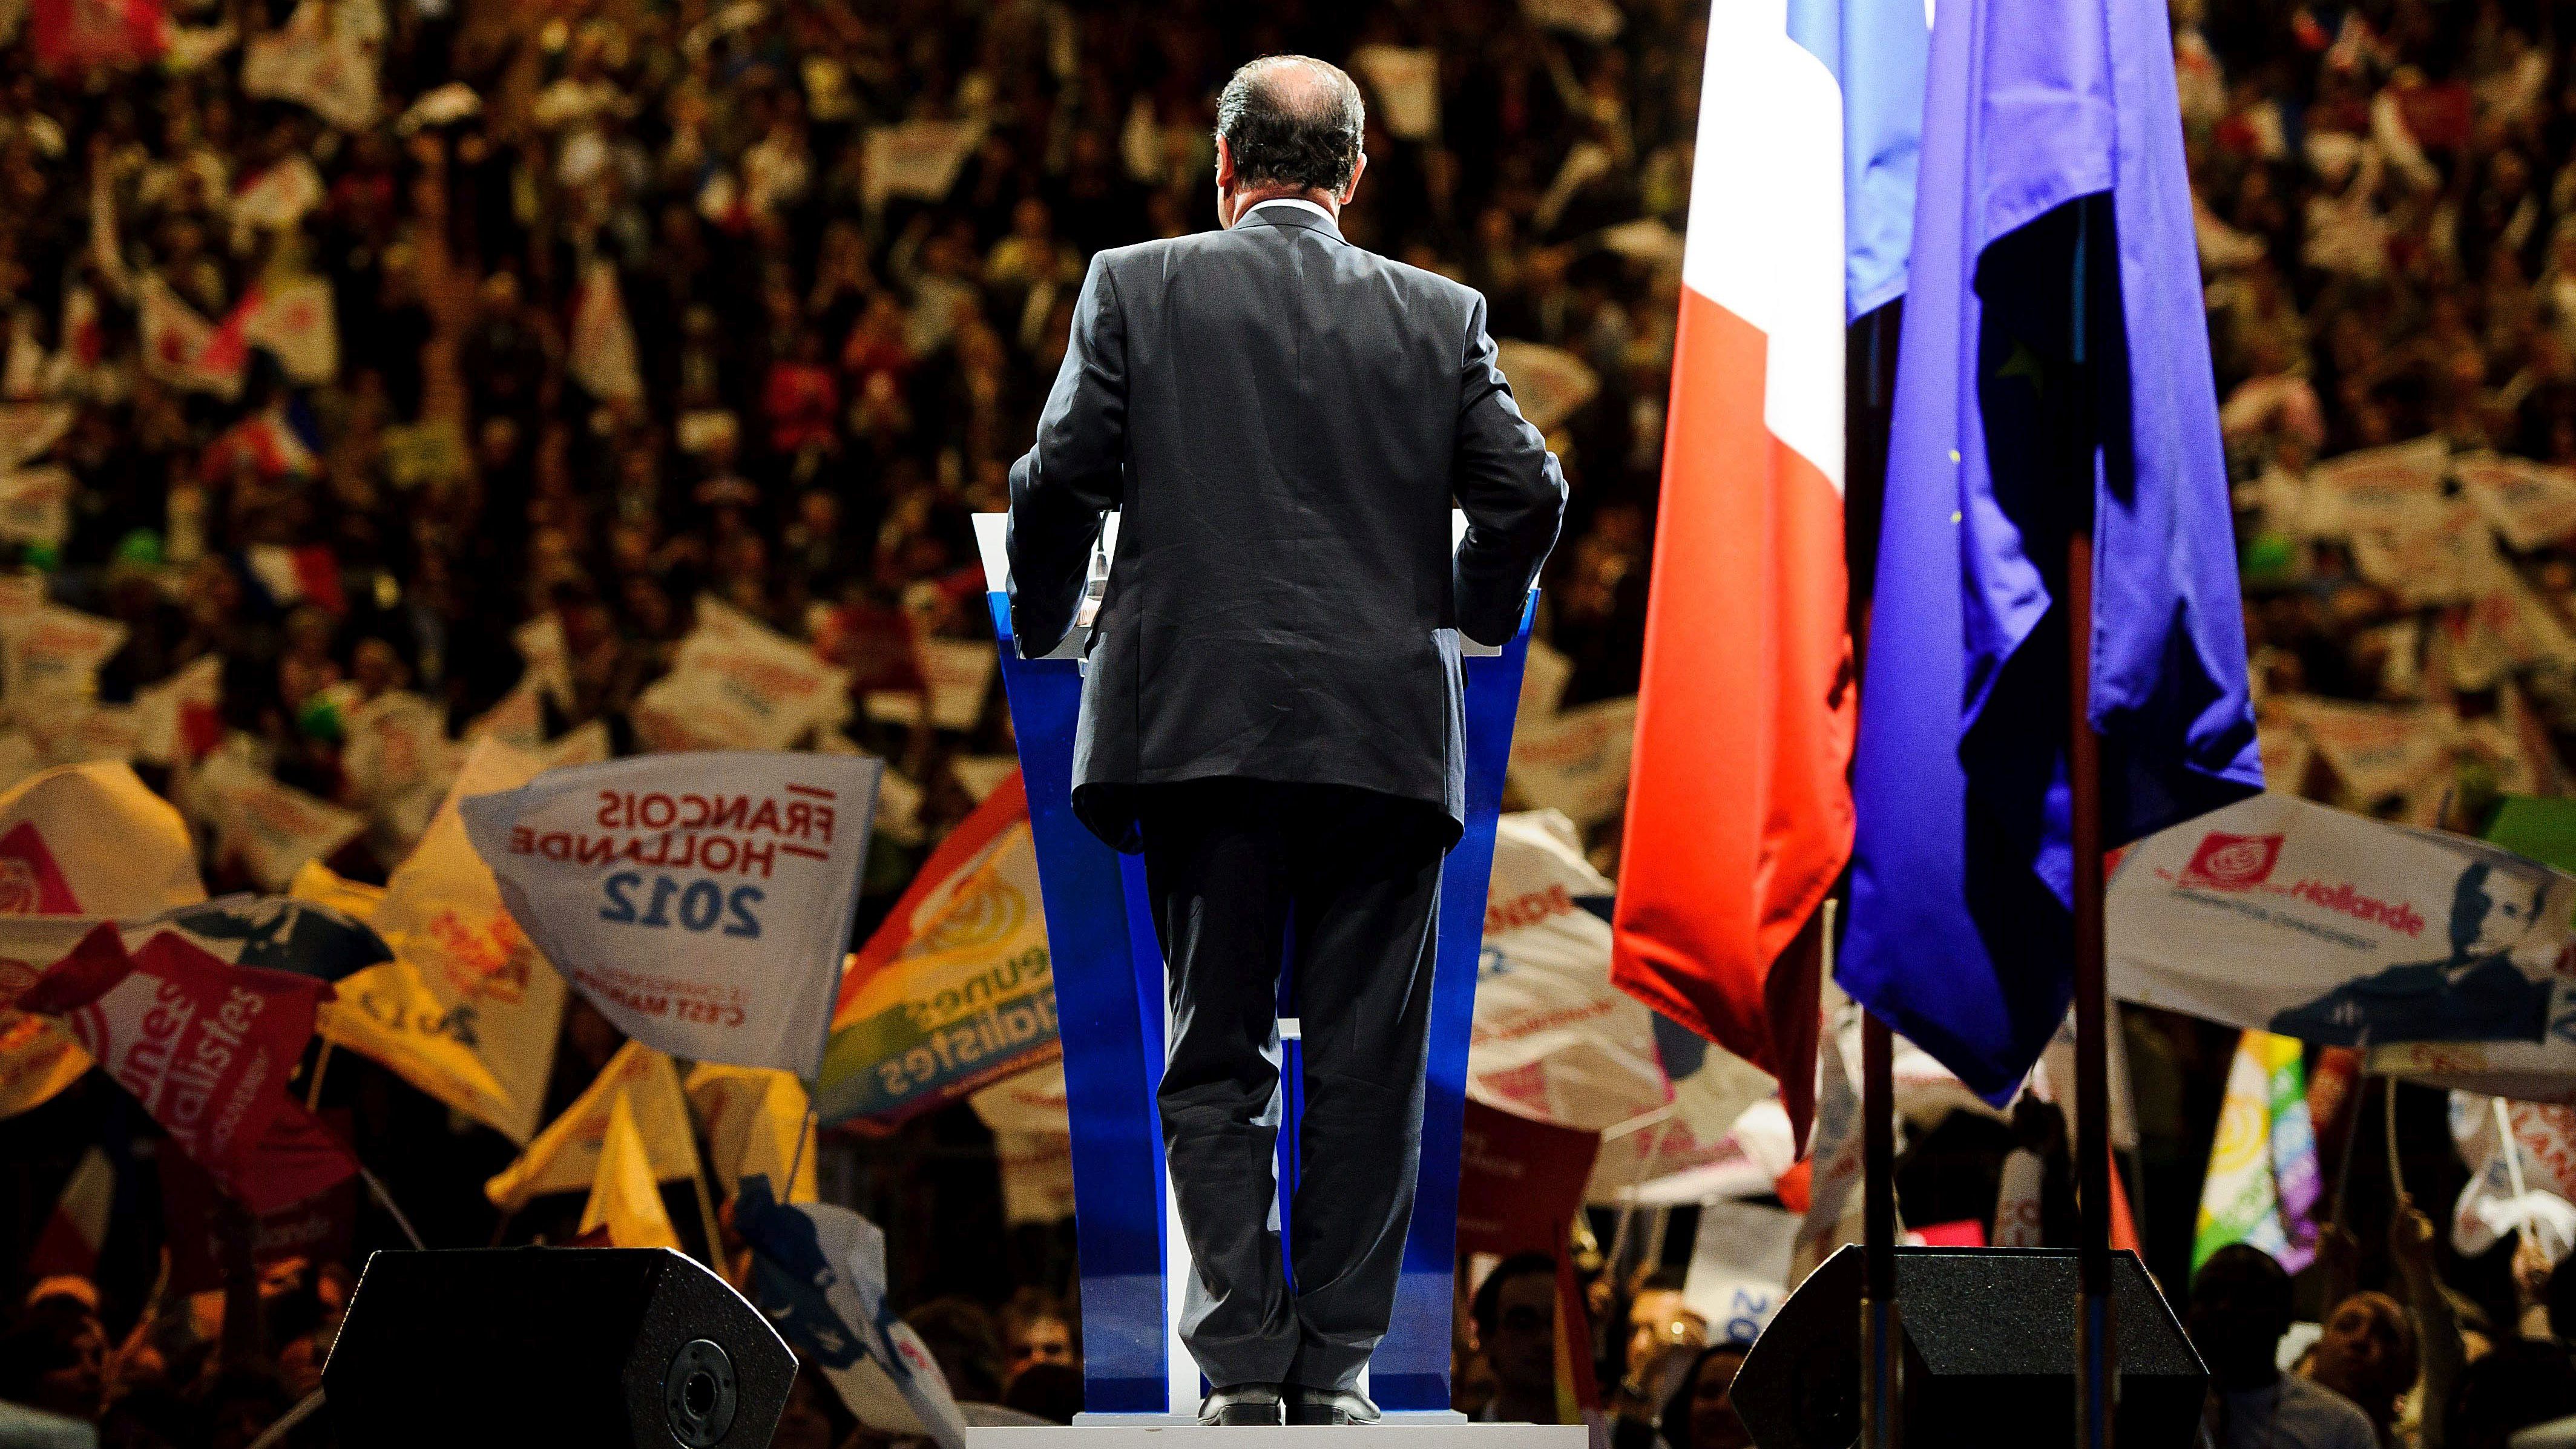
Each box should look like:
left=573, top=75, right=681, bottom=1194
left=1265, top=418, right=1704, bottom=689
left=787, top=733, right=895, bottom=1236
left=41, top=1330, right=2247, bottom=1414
left=1682, top=1200, right=1799, bottom=1344
left=631, top=598, right=852, bottom=752
left=1993, top=1149, right=2047, bottom=1247
left=462, top=752, right=881, bottom=1077
left=861, top=638, right=993, bottom=733
left=968, top=1062, right=1074, bottom=1224
left=860, top=122, right=981, bottom=209
left=185, top=746, right=364, bottom=890
left=5, top=603, right=126, bottom=730
left=2457, top=453, right=2576, bottom=552
left=214, top=275, right=338, bottom=384
left=240, top=0, right=380, bottom=131
left=1467, top=810, right=1667, bottom=1131
left=138, top=275, right=241, bottom=398
left=0, top=466, right=71, bottom=550
left=0, top=405, right=71, bottom=475
left=1506, top=695, right=1637, bottom=827
left=2303, top=435, right=2449, bottom=537
left=2450, top=1093, right=2576, bottom=1259
left=513, top=614, right=576, bottom=709
left=134, top=657, right=221, bottom=767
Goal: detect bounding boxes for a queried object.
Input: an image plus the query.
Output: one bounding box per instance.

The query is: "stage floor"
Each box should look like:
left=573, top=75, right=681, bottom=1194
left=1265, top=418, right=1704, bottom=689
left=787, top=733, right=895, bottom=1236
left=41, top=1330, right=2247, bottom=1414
left=968, top=1422, right=1585, bottom=1447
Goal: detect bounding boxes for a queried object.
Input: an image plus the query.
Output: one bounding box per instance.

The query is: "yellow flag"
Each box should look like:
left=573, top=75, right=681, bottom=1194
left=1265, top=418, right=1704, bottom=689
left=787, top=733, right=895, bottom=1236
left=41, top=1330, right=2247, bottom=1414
left=487, top=1042, right=703, bottom=1209
left=289, top=859, right=386, bottom=922
left=685, top=1063, right=816, bottom=1203
left=317, top=740, right=567, bottom=1143
left=580, top=1092, right=682, bottom=1250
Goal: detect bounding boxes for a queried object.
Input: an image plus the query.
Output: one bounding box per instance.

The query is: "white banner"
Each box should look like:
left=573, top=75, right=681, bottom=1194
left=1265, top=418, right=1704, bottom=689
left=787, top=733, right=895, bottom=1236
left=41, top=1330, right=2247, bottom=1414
left=2451, top=576, right=2576, bottom=692
left=862, top=638, right=994, bottom=733
left=861, top=122, right=981, bottom=209
left=1682, top=1200, right=1798, bottom=1344
left=462, top=752, right=881, bottom=1077
left=0, top=465, right=70, bottom=549
left=1467, top=810, right=1666, bottom=1131
left=2111, top=794, right=2576, bottom=1077
left=632, top=598, right=851, bottom=752
left=1506, top=695, right=1637, bottom=827
left=5, top=603, right=126, bottom=732
left=2457, top=452, right=2576, bottom=552
left=2305, top=436, right=2448, bottom=537
left=967, top=1061, right=1076, bottom=1223
left=133, top=657, right=221, bottom=768
left=186, top=747, right=365, bottom=890
left=2267, top=695, right=2457, bottom=804
left=2349, top=495, right=2508, bottom=606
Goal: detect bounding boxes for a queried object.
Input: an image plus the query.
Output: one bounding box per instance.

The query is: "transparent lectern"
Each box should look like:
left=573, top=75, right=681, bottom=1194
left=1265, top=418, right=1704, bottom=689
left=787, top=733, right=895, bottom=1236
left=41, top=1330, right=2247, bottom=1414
left=972, top=513, right=1533, bottom=1421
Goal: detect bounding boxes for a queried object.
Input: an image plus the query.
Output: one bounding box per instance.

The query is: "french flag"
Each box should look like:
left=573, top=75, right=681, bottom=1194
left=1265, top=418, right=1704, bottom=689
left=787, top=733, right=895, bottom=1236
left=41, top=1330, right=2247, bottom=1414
left=1611, top=0, right=1926, bottom=1137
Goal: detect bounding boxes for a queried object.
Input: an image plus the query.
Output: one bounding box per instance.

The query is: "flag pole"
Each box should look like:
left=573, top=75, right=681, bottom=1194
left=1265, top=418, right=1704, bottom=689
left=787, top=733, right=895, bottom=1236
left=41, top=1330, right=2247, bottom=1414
left=1860, top=1002, right=1901, bottom=1449
left=2066, top=193, right=2118, bottom=1449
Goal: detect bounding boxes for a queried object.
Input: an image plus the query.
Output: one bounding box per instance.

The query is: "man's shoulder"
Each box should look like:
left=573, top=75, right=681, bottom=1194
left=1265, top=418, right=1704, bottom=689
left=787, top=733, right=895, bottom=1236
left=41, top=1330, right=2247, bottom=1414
left=1372, top=252, right=1485, bottom=314
left=1085, top=235, right=1187, bottom=279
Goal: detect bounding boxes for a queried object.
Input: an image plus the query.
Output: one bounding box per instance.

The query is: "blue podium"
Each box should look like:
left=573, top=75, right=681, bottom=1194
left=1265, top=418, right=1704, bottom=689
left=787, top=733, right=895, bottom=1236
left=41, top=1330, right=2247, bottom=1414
left=972, top=514, right=1533, bottom=1420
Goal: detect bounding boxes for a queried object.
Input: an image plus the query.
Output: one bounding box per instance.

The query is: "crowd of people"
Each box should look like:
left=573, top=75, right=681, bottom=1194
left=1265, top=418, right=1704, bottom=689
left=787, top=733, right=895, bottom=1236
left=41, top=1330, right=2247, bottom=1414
left=0, top=0, right=1691, bottom=1444
left=0, top=0, right=1682, bottom=905
left=2190, top=0, right=2576, bottom=821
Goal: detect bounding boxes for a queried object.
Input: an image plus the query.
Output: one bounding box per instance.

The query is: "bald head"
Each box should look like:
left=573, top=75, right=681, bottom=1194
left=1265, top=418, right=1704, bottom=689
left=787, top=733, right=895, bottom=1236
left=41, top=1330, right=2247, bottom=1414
left=1215, top=56, right=1367, bottom=197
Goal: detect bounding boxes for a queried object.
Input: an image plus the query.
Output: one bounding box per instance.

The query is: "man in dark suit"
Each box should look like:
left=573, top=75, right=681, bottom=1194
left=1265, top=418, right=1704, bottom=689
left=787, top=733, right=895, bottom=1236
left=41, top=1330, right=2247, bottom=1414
left=1007, top=54, right=1567, bottom=1428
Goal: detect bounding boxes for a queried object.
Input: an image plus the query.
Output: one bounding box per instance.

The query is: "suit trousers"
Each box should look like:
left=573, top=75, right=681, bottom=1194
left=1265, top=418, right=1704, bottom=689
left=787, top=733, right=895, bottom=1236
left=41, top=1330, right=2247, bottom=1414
left=1138, top=778, right=1448, bottom=1393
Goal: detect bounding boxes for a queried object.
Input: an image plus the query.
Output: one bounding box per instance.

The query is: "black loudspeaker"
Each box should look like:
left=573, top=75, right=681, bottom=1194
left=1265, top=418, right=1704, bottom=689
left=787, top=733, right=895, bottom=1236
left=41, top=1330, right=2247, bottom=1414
left=324, top=1248, right=797, bottom=1449
left=1733, top=1247, right=2206, bottom=1449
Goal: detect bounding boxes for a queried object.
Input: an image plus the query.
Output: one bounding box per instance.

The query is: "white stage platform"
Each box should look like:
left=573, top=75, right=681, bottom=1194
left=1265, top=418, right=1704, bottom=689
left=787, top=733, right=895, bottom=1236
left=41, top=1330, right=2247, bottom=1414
left=968, top=1424, right=1584, bottom=1447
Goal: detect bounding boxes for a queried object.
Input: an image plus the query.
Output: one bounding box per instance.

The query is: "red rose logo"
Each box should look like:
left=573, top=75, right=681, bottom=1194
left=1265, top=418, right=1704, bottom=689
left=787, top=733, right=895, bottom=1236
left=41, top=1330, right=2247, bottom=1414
left=2180, top=832, right=2284, bottom=892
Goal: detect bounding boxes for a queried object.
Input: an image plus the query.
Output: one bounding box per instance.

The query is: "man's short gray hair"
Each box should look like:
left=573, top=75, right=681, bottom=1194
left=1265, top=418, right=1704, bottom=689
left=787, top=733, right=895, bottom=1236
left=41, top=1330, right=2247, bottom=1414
left=1214, top=56, right=1367, bottom=195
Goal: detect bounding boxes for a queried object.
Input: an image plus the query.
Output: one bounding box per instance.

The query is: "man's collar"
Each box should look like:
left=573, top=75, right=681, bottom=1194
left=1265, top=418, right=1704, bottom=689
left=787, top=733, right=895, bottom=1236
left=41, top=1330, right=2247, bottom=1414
left=1234, top=196, right=1344, bottom=240
left=1244, top=197, right=1334, bottom=224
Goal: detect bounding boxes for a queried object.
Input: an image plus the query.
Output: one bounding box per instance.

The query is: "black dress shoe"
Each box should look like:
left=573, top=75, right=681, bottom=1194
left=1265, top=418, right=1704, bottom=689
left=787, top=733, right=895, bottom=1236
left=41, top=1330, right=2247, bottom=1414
left=1285, top=1388, right=1381, bottom=1426
left=1200, top=1385, right=1285, bottom=1425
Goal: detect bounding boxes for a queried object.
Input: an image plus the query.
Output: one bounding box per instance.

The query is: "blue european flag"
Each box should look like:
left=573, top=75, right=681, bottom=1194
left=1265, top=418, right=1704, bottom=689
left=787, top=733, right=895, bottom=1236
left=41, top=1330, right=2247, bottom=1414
left=1839, top=0, right=2262, bottom=1100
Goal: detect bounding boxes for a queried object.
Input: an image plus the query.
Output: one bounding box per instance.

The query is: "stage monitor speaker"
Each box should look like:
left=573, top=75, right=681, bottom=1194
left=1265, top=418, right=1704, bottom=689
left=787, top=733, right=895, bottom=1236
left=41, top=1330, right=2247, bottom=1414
left=323, top=1247, right=796, bottom=1449
left=1732, top=1246, right=2206, bottom=1449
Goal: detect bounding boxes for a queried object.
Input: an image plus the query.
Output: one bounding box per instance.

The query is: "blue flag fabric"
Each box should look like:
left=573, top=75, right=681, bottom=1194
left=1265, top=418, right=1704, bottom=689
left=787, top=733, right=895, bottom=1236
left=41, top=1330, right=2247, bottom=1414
left=1787, top=0, right=1931, bottom=318
left=1841, top=0, right=2262, bottom=1100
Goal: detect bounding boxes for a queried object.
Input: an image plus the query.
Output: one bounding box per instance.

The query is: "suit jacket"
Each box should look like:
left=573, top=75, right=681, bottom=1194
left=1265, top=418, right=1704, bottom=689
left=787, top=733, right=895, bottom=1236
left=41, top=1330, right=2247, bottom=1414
left=1007, top=202, right=1568, bottom=852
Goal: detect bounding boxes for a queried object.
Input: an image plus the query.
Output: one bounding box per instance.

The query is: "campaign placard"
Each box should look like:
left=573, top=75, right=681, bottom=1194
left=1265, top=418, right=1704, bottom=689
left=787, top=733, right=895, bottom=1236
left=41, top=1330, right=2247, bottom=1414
left=462, top=752, right=881, bottom=1079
